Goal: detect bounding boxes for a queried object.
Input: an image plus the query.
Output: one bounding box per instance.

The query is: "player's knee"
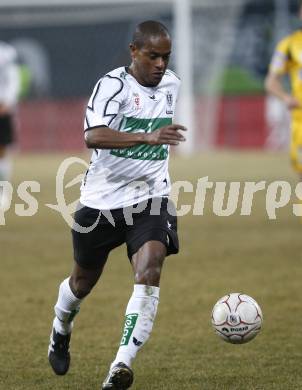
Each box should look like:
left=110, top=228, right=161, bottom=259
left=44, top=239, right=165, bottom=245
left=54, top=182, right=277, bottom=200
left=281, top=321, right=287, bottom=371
left=135, top=252, right=165, bottom=285
left=69, top=276, right=93, bottom=299
left=135, top=265, right=162, bottom=285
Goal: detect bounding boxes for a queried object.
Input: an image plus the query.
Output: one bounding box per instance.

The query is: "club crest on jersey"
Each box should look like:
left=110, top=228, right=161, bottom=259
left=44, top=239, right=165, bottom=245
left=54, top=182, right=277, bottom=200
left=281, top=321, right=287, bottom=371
left=166, top=91, right=173, bottom=114
left=133, top=93, right=141, bottom=110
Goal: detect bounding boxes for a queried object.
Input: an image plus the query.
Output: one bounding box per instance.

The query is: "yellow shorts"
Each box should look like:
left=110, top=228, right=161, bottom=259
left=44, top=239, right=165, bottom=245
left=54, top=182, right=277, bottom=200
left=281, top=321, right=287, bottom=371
left=290, top=120, right=302, bottom=172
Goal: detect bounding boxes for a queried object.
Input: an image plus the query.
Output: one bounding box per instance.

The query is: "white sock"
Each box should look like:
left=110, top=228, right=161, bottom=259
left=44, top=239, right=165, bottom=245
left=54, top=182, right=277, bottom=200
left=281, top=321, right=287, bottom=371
left=0, top=157, right=12, bottom=182
left=112, top=284, right=160, bottom=368
left=53, top=277, right=82, bottom=335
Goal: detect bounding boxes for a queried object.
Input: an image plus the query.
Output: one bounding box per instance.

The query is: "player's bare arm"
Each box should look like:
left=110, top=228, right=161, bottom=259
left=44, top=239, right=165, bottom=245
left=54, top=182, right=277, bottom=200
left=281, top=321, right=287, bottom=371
left=265, top=71, right=300, bottom=110
left=85, top=124, right=187, bottom=149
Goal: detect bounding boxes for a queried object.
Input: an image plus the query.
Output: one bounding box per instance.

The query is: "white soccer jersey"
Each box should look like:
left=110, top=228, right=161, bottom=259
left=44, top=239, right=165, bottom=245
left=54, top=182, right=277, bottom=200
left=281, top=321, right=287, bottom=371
left=0, top=41, right=20, bottom=108
left=80, top=66, right=181, bottom=210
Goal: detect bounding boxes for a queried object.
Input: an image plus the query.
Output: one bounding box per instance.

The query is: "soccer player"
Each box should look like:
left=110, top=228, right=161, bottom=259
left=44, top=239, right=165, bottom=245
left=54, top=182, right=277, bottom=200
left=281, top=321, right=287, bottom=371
left=265, top=2, right=302, bottom=178
left=48, top=20, right=186, bottom=389
left=0, top=41, right=20, bottom=209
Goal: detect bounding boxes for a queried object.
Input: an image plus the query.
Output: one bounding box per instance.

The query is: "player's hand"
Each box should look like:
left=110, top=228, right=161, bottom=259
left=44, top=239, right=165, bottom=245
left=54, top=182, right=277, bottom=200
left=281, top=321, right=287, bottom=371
left=145, top=124, right=187, bottom=146
left=284, top=95, right=301, bottom=110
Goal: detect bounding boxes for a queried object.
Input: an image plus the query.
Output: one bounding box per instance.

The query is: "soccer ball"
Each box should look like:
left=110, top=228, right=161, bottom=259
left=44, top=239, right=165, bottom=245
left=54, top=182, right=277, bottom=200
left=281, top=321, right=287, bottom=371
left=211, top=293, right=263, bottom=344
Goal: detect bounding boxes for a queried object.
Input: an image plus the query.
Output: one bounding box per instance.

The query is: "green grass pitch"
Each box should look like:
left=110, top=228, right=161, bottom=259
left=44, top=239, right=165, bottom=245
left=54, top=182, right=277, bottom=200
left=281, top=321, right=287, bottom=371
left=1, top=151, right=302, bottom=389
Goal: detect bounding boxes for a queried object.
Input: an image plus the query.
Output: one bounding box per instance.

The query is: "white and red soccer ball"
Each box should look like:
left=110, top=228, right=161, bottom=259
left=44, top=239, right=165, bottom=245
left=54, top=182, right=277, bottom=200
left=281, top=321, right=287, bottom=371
left=211, top=293, right=263, bottom=344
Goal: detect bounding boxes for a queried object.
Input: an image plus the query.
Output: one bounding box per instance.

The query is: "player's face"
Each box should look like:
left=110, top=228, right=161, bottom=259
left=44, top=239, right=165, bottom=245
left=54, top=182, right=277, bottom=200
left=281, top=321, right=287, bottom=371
left=130, top=35, right=171, bottom=87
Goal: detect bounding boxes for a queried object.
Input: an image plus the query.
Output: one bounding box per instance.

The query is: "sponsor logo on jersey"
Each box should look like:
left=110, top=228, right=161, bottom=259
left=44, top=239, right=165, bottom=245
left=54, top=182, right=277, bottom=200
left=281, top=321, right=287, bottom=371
left=111, top=116, right=172, bottom=160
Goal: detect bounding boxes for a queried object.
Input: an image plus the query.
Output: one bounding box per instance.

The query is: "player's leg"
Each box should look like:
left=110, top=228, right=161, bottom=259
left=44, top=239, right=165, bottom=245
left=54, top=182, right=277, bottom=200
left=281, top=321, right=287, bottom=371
left=289, top=120, right=302, bottom=219
left=0, top=115, right=13, bottom=209
left=115, top=240, right=165, bottom=363
left=0, top=147, right=12, bottom=210
left=290, top=120, right=302, bottom=181
left=49, top=261, right=106, bottom=375
left=52, top=261, right=105, bottom=334
left=102, top=241, right=165, bottom=390
left=102, top=198, right=179, bottom=389
left=0, top=146, right=9, bottom=180
left=48, top=204, right=117, bottom=375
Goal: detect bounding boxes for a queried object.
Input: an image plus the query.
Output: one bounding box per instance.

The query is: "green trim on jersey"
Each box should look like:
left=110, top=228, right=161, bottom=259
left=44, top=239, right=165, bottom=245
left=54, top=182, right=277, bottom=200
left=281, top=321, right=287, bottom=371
left=110, top=116, right=172, bottom=161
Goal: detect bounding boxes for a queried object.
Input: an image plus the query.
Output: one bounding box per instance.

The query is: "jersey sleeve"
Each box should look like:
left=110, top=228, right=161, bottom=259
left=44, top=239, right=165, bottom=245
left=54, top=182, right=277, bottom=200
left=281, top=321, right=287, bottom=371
left=84, top=75, right=125, bottom=130
left=175, top=77, right=181, bottom=103
left=269, top=36, right=292, bottom=75
left=165, top=69, right=181, bottom=104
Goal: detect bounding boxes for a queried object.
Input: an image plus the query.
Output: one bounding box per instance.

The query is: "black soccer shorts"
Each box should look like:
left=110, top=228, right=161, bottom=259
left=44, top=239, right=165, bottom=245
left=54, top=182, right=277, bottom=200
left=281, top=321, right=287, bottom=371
left=0, top=115, right=14, bottom=146
left=71, top=197, right=179, bottom=269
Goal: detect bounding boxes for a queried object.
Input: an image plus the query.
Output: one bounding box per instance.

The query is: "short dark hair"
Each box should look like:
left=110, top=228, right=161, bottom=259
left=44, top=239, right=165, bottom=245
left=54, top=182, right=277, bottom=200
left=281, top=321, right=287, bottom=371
left=132, top=20, right=170, bottom=49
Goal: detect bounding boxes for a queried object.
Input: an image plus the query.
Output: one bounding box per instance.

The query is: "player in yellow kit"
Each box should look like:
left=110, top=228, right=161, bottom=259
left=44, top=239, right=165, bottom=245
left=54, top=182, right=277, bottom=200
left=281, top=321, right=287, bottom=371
left=265, top=2, right=302, bottom=177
